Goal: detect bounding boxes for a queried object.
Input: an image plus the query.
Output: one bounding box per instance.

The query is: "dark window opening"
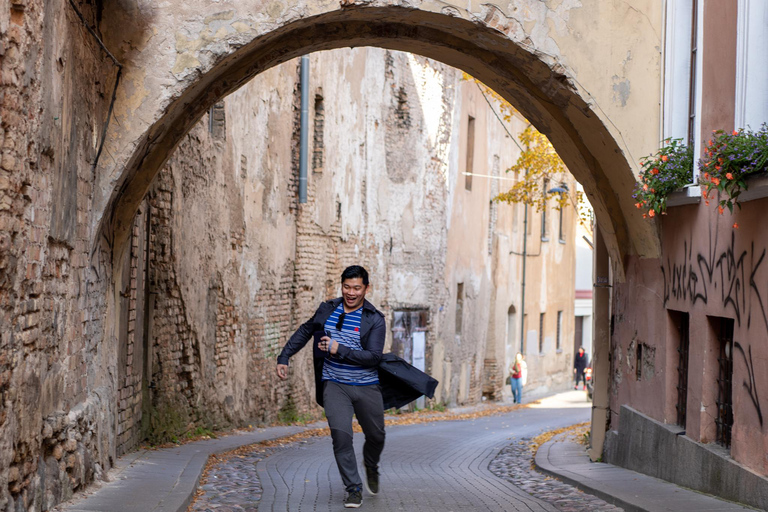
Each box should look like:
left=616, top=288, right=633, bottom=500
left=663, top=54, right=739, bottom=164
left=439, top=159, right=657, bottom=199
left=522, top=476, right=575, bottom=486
left=538, top=313, right=545, bottom=353
left=465, top=116, right=475, bottom=191
left=395, top=87, right=411, bottom=129
left=312, top=93, right=325, bottom=172
left=455, top=283, right=464, bottom=336
left=556, top=310, right=563, bottom=350
left=558, top=207, right=565, bottom=242
left=208, top=101, right=226, bottom=141
left=715, top=317, right=734, bottom=449
left=670, top=311, right=690, bottom=428
left=636, top=342, right=643, bottom=380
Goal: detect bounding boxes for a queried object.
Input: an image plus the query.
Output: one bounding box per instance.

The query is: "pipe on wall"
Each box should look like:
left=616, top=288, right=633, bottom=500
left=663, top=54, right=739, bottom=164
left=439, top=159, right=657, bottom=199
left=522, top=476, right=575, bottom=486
left=299, top=55, right=310, bottom=204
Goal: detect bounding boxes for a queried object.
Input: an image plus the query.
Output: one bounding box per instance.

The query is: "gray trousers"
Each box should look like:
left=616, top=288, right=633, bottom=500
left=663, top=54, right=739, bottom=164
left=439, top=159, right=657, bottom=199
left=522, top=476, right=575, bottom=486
left=323, top=381, right=386, bottom=492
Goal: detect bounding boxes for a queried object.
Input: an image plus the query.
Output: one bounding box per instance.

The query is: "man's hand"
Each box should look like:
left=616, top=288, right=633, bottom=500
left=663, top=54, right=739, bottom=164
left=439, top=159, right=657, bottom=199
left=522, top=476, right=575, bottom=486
left=276, top=363, right=289, bottom=380
left=320, top=336, right=338, bottom=355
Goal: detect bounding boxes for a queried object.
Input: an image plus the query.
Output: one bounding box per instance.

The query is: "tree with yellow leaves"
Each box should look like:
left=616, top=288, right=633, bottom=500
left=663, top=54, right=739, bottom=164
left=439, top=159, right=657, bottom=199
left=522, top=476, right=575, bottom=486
left=466, top=75, right=588, bottom=226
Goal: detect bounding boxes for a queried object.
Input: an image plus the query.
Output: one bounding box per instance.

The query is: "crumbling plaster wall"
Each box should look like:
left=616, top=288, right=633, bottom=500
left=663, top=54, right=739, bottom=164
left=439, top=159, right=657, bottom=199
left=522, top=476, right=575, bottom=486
left=137, top=48, right=469, bottom=433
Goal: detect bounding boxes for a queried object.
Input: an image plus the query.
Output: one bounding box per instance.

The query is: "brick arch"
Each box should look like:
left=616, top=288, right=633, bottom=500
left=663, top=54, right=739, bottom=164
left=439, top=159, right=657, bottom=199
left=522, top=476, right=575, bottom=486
left=97, top=5, right=659, bottom=273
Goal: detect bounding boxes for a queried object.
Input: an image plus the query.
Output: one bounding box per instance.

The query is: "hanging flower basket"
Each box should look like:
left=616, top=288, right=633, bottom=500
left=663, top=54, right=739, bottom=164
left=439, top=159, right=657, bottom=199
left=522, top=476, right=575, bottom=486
left=632, top=138, right=694, bottom=218
left=699, top=124, right=768, bottom=214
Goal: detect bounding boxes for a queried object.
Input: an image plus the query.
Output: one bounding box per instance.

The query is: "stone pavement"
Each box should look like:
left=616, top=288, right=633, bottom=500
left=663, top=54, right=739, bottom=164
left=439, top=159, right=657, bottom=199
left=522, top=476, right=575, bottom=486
left=535, top=431, right=756, bottom=512
left=194, top=391, right=595, bottom=511
left=56, top=390, right=756, bottom=512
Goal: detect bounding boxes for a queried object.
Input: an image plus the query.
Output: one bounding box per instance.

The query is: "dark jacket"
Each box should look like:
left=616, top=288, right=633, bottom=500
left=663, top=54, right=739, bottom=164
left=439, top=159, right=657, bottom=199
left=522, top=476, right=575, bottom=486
left=278, top=298, right=437, bottom=408
left=574, top=351, right=589, bottom=373
left=377, top=353, right=438, bottom=410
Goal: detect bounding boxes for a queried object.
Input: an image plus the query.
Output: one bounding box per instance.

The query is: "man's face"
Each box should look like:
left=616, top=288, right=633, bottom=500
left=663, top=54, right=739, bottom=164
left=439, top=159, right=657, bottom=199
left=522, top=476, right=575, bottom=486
left=342, top=278, right=368, bottom=310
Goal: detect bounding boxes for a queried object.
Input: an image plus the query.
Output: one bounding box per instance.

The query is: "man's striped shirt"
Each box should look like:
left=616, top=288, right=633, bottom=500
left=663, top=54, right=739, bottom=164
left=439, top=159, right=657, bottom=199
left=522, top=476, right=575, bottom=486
left=322, top=303, right=379, bottom=385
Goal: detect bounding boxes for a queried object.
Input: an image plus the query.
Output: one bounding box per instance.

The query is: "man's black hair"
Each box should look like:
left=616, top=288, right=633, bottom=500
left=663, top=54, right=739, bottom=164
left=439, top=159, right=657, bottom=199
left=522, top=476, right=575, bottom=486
left=341, top=265, right=369, bottom=286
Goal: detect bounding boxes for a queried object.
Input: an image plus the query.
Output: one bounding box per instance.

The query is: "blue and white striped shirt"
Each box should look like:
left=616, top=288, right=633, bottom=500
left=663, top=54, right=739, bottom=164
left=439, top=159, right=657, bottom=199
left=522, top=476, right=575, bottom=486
left=322, top=303, right=379, bottom=385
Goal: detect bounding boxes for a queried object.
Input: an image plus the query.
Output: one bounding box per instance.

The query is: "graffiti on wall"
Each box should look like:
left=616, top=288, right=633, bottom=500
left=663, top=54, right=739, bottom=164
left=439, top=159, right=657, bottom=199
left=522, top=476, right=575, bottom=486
left=734, top=342, right=763, bottom=427
left=661, top=224, right=768, bottom=335
left=661, top=223, right=768, bottom=428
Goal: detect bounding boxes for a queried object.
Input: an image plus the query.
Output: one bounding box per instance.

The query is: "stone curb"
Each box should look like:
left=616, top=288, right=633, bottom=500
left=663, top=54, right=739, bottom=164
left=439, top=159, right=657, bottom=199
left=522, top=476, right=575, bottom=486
left=534, top=436, right=756, bottom=512
left=533, top=438, right=645, bottom=512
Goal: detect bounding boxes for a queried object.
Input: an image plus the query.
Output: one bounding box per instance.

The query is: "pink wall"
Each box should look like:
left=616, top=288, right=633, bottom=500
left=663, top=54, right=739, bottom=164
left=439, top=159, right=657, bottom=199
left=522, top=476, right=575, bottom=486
left=611, top=197, right=768, bottom=476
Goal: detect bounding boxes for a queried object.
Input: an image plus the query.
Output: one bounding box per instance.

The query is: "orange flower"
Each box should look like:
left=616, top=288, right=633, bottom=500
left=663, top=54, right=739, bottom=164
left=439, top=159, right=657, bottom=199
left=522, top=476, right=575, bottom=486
left=635, top=202, right=642, bottom=209
left=651, top=188, right=656, bottom=193
left=726, top=172, right=734, bottom=180
left=648, top=209, right=656, bottom=218
left=661, top=155, right=668, bottom=162
left=733, top=130, right=739, bottom=136
left=712, top=177, right=720, bottom=186
left=715, top=165, right=721, bottom=171
left=733, top=223, right=739, bottom=229
left=705, top=200, right=710, bottom=206
left=643, top=214, right=647, bottom=219
left=643, top=184, right=649, bottom=191
left=708, top=139, right=714, bottom=147
left=703, top=172, right=710, bottom=180
left=651, top=168, right=660, bottom=175
left=718, top=206, right=724, bottom=214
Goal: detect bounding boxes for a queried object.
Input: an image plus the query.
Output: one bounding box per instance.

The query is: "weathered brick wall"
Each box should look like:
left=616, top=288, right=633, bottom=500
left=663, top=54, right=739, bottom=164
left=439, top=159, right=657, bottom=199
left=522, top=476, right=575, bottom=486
left=0, top=1, right=130, bottom=510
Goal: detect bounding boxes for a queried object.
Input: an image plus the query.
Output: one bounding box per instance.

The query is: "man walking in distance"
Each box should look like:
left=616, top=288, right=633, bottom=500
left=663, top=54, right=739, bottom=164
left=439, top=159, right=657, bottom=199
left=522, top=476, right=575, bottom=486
left=276, top=265, right=385, bottom=508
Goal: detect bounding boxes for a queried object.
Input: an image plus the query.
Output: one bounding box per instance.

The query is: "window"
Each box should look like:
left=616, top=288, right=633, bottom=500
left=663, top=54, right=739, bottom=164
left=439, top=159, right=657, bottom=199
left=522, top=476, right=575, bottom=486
left=507, top=305, right=517, bottom=351
left=574, top=316, right=584, bottom=354
left=636, top=342, right=643, bottom=380
left=687, top=0, right=699, bottom=147
left=671, top=311, right=690, bottom=428
left=455, top=283, right=464, bottom=336
left=541, top=179, right=549, bottom=240
left=538, top=313, right=545, bottom=353
left=715, top=317, right=734, bottom=448
left=465, top=116, right=475, bottom=191
left=558, top=206, right=565, bottom=243
left=312, top=93, right=325, bottom=172
left=556, top=311, right=563, bottom=351
left=208, top=101, right=226, bottom=140
left=488, top=155, right=499, bottom=255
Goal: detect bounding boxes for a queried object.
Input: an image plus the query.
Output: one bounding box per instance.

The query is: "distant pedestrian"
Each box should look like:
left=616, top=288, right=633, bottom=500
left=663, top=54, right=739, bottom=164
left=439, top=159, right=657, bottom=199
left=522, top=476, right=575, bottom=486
left=574, top=346, right=588, bottom=390
left=276, top=265, right=385, bottom=509
left=509, top=353, right=527, bottom=403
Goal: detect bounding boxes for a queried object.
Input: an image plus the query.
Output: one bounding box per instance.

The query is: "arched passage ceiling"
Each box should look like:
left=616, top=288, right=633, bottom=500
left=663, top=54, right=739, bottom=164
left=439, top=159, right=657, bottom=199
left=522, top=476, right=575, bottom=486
left=95, top=1, right=663, bottom=278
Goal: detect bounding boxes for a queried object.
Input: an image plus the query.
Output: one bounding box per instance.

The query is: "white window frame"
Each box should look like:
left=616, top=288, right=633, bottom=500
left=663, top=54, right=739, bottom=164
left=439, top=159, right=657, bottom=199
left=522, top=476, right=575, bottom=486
left=663, top=0, right=703, bottom=184
left=735, top=0, right=768, bottom=130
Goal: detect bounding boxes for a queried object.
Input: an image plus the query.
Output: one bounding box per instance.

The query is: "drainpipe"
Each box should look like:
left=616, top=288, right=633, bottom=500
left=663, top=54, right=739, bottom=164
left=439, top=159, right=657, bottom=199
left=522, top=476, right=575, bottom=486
left=299, top=55, right=309, bottom=204
left=519, top=203, right=528, bottom=354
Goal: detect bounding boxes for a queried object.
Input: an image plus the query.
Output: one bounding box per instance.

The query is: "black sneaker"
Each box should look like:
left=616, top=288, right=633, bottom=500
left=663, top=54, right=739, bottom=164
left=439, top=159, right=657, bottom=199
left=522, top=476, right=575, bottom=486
left=364, top=466, right=379, bottom=495
left=344, top=489, right=363, bottom=508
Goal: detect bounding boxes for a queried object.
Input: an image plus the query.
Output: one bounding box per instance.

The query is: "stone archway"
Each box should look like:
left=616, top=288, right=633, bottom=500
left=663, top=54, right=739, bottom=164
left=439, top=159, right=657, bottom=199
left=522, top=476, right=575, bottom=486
left=91, top=0, right=662, bottom=463
left=93, top=3, right=662, bottom=272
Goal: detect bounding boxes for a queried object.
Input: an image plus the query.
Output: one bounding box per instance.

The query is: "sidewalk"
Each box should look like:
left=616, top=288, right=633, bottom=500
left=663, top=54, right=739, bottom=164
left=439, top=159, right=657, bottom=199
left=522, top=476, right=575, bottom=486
left=56, top=423, right=325, bottom=512
left=535, top=434, right=756, bottom=512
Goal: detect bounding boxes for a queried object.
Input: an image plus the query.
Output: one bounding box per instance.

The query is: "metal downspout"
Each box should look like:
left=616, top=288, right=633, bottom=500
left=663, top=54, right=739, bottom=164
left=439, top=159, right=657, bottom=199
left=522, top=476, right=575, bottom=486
left=520, top=203, right=528, bottom=354
left=299, top=55, right=309, bottom=204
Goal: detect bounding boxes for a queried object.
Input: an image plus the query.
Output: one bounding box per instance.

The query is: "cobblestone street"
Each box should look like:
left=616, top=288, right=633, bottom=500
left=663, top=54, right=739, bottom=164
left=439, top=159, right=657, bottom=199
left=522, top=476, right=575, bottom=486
left=190, top=392, right=608, bottom=512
